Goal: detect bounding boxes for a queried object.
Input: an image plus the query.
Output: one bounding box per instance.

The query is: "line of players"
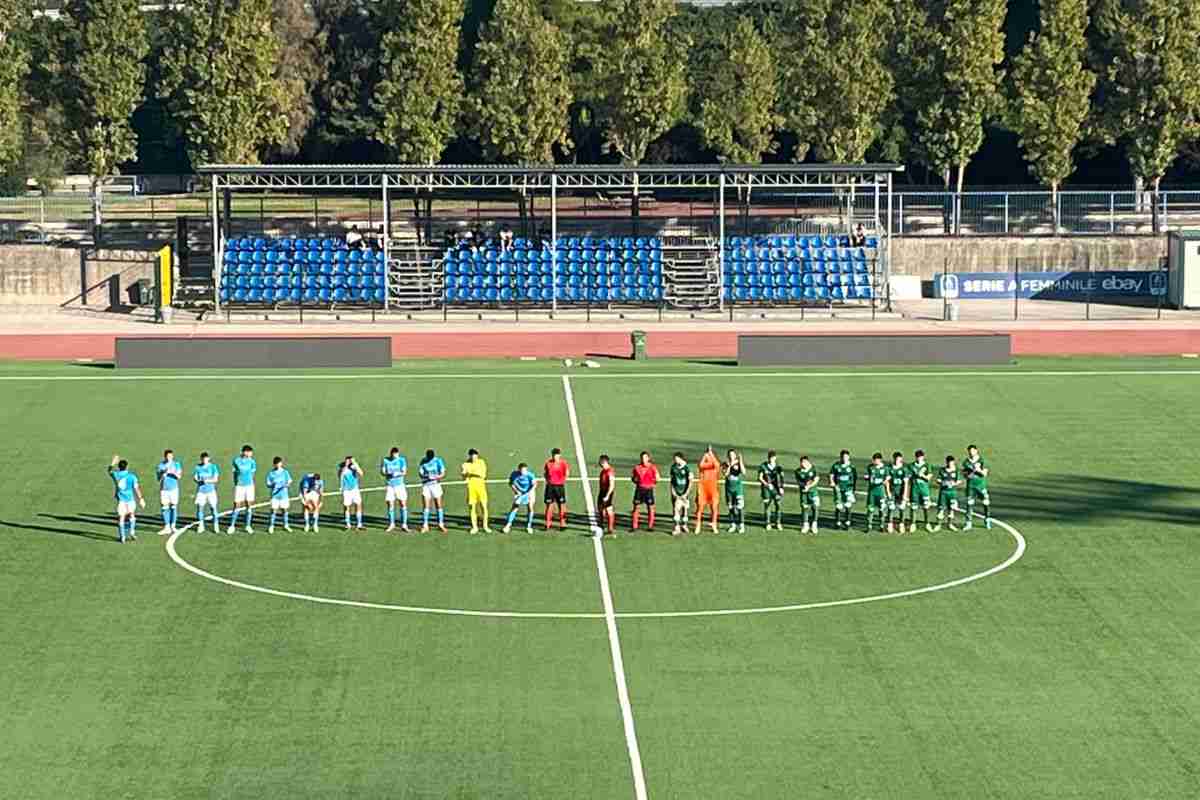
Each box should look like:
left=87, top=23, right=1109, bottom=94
left=105, top=444, right=991, bottom=542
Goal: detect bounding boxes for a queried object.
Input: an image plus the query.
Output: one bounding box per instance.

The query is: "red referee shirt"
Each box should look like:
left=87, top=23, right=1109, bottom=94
left=632, top=463, right=659, bottom=489
left=544, top=458, right=570, bottom=485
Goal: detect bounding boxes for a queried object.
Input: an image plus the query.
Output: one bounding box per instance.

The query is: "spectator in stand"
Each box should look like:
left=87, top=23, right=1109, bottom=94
left=345, top=225, right=364, bottom=249
left=500, top=225, right=514, bottom=252
left=851, top=224, right=867, bottom=248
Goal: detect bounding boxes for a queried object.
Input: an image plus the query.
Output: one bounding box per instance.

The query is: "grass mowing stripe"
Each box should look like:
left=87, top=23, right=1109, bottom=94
left=563, top=375, right=648, bottom=800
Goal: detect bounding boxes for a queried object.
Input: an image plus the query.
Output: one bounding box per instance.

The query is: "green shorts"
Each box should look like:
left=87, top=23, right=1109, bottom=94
left=890, top=493, right=907, bottom=510
left=835, top=488, right=856, bottom=507
left=867, top=490, right=887, bottom=509
left=802, top=492, right=820, bottom=509
left=725, top=493, right=745, bottom=510
left=761, top=489, right=782, bottom=504
left=967, top=486, right=990, bottom=503
left=911, top=488, right=932, bottom=508
left=937, top=492, right=959, bottom=511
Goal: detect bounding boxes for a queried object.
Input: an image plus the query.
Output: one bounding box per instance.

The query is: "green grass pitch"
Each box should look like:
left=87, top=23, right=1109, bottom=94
left=1, top=357, right=1199, bottom=798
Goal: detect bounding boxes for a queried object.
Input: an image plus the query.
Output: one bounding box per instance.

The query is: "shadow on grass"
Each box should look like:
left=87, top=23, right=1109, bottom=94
left=992, top=476, right=1199, bottom=526
left=683, top=359, right=739, bottom=368
left=0, top=514, right=121, bottom=542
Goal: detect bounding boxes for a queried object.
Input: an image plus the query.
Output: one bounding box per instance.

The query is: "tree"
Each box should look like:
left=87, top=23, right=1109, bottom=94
left=1094, top=0, right=1200, bottom=230
left=469, top=0, right=572, bottom=164
left=913, top=0, right=1007, bottom=194
left=593, top=0, right=688, bottom=164
left=311, top=0, right=387, bottom=159
left=270, top=0, right=326, bottom=157
left=158, top=0, right=296, bottom=165
left=775, top=0, right=894, bottom=164
left=61, top=0, right=148, bottom=236
left=1008, top=0, right=1096, bottom=230
left=373, top=0, right=465, bottom=165
left=695, top=16, right=780, bottom=164
left=0, top=0, right=34, bottom=176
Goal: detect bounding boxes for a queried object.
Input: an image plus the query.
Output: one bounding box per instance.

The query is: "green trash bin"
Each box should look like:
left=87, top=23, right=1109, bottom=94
left=631, top=330, right=647, bottom=361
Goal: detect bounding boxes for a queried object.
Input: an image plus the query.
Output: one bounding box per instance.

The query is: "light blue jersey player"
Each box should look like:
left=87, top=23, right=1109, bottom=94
left=228, top=445, right=258, bottom=534
left=266, top=456, right=293, bottom=533
left=108, top=454, right=145, bottom=543
left=503, top=463, right=538, bottom=533
left=192, top=452, right=220, bottom=532
left=380, top=448, right=409, bottom=532
left=339, top=456, right=365, bottom=530
left=155, top=448, right=183, bottom=535
left=418, top=449, right=447, bottom=533
left=299, top=472, right=325, bottom=532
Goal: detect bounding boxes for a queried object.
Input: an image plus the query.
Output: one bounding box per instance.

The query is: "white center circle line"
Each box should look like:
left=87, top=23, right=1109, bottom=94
left=164, top=480, right=1026, bottom=620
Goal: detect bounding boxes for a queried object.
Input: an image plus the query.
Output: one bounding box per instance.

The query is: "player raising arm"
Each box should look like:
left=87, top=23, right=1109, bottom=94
left=794, top=455, right=820, bottom=534
left=503, top=463, right=537, bottom=534
left=300, top=471, right=324, bottom=532
left=694, top=446, right=721, bottom=535
left=963, top=444, right=992, bottom=530
left=669, top=452, right=693, bottom=536
left=418, top=449, right=448, bottom=533
left=829, top=450, right=858, bottom=530
left=380, top=447, right=409, bottom=533
left=339, top=456, right=365, bottom=531
left=597, top=454, right=617, bottom=536
left=462, top=449, right=491, bottom=534
left=630, top=451, right=659, bottom=532
left=865, top=452, right=889, bottom=533
left=758, top=450, right=785, bottom=531
left=155, top=449, right=182, bottom=535
left=886, top=451, right=909, bottom=534
left=108, top=455, right=146, bottom=543
left=192, top=452, right=219, bottom=533
left=543, top=448, right=570, bottom=531
left=228, top=445, right=257, bottom=535
left=906, top=450, right=933, bottom=533
left=933, top=455, right=962, bottom=532
left=266, top=456, right=293, bottom=533
left=723, top=449, right=746, bottom=534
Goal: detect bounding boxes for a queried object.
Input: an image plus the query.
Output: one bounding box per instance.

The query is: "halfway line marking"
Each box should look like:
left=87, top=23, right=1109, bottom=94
left=563, top=374, right=648, bottom=800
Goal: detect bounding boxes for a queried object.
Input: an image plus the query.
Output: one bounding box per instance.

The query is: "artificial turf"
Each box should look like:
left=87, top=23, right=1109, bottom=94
left=1, top=357, right=1198, bottom=798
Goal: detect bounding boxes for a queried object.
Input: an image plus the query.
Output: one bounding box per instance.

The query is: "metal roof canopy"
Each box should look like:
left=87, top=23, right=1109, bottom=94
left=197, top=163, right=904, bottom=191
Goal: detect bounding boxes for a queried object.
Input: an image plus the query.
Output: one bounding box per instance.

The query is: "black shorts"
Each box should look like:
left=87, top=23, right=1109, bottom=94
left=633, top=487, right=655, bottom=506
left=597, top=492, right=614, bottom=510
left=544, top=483, right=567, bottom=505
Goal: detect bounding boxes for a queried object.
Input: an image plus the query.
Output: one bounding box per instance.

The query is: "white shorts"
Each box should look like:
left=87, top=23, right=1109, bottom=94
left=116, top=500, right=137, bottom=516
left=234, top=485, right=255, bottom=504
left=513, top=491, right=534, bottom=507
left=386, top=484, right=408, bottom=503
left=342, top=488, right=362, bottom=507
left=422, top=483, right=444, bottom=502
left=160, top=489, right=179, bottom=506
left=271, top=496, right=291, bottom=510
left=302, top=491, right=322, bottom=506
left=195, top=492, right=218, bottom=509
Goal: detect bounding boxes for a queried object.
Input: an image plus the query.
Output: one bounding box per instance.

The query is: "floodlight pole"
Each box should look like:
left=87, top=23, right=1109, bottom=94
left=718, top=172, right=726, bottom=313
left=382, top=173, right=390, bottom=312
left=551, top=172, right=558, bottom=315
left=211, top=176, right=221, bottom=314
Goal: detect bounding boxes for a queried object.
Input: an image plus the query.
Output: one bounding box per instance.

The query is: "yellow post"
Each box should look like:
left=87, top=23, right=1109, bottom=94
left=158, top=245, right=172, bottom=307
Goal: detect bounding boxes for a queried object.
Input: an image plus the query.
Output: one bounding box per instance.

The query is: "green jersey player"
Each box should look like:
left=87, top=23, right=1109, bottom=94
left=723, top=449, right=746, bottom=534
left=828, top=450, right=858, bottom=530
left=933, top=455, right=962, bottom=531
left=758, top=450, right=786, bottom=530
left=885, top=451, right=908, bottom=534
left=794, top=456, right=820, bottom=535
left=907, top=450, right=933, bottom=532
left=669, top=452, right=693, bottom=536
left=865, top=453, right=889, bottom=533
left=962, top=444, right=991, bottom=530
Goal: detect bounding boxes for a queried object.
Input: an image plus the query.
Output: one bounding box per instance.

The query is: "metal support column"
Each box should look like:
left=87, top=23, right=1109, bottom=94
left=718, top=173, right=726, bottom=313
left=382, top=174, right=390, bottom=312
left=885, top=173, right=894, bottom=312
left=211, top=177, right=221, bottom=313
left=551, top=173, right=558, bottom=314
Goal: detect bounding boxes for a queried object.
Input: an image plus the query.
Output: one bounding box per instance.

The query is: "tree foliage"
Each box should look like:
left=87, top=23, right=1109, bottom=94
left=270, top=0, right=326, bottom=157
left=1008, top=0, right=1096, bottom=198
left=1093, top=0, right=1200, bottom=192
left=775, top=0, right=894, bottom=164
left=311, top=0, right=386, bottom=158
left=0, top=0, right=34, bottom=175
left=373, top=0, right=465, bottom=164
left=469, top=0, right=572, bottom=164
left=593, top=0, right=688, bottom=164
left=913, top=0, right=1007, bottom=190
left=158, top=0, right=296, bottom=165
left=61, top=0, right=148, bottom=183
left=695, top=17, right=780, bottom=163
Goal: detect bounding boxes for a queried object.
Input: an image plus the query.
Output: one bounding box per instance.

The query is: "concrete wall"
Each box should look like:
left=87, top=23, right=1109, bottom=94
left=891, top=236, right=1167, bottom=279
left=0, top=245, right=158, bottom=306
